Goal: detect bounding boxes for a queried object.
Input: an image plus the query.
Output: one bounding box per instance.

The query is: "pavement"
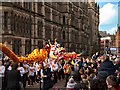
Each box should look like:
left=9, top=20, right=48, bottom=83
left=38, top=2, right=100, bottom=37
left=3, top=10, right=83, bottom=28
left=25, top=79, right=66, bottom=90
left=52, top=79, right=66, bottom=89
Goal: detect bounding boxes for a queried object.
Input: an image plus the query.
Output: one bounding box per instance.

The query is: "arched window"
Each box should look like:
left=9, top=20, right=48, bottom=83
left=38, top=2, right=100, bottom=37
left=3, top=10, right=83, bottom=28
left=62, top=31, right=65, bottom=40
left=63, top=15, right=65, bottom=24
left=4, top=12, right=8, bottom=32
left=53, top=26, right=56, bottom=40
left=37, top=20, right=43, bottom=38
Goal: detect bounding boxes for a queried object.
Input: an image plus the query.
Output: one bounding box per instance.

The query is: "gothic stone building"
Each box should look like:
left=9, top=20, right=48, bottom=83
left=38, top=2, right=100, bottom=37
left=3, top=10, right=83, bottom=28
left=0, top=1, right=99, bottom=56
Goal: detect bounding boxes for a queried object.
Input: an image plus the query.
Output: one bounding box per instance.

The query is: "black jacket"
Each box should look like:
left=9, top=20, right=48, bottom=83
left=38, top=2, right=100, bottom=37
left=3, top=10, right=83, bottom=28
left=5, top=69, right=21, bottom=89
left=43, top=68, right=53, bottom=89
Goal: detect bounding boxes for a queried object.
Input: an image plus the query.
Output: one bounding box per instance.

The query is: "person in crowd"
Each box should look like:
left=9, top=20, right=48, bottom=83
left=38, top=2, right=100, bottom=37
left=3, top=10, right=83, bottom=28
left=73, top=72, right=88, bottom=90
left=35, top=62, right=41, bottom=84
left=78, top=57, right=83, bottom=70
left=89, top=78, right=107, bottom=90
left=58, top=61, right=63, bottom=81
left=28, top=63, right=35, bottom=86
left=2, top=50, right=120, bottom=90
left=33, top=63, right=37, bottom=84
left=97, top=71, right=109, bottom=81
left=66, top=76, right=77, bottom=90
left=52, top=60, right=58, bottom=84
left=18, top=62, right=25, bottom=89
left=7, top=60, right=12, bottom=71
left=4, top=61, right=11, bottom=90
left=79, top=68, right=85, bottom=76
left=83, top=62, right=88, bottom=71
left=74, top=63, right=79, bottom=72
left=70, top=65, right=75, bottom=76
left=99, top=54, right=116, bottom=75
left=116, top=67, right=120, bottom=85
left=5, top=62, right=21, bottom=90
left=92, top=54, right=97, bottom=60
left=42, top=63, right=53, bottom=90
left=0, top=61, right=5, bottom=90
left=59, top=59, right=65, bottom=79
left=85, top=67, right=93, bottom=76
left=23, top=61, right=29, bottom=89
left=106, top=75, right=120, bottom=90
left=114, top=58, right=120, bottom=70
left=64, top=62, right=72, bottom=87
left=39, top=63, right=44, bottom=89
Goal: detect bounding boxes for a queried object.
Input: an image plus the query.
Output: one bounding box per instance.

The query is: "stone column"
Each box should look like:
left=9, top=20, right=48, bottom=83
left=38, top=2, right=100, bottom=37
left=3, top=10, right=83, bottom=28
left=42, top=19, right=45, bottom=45
left=21, top=38, right=25, bottom=56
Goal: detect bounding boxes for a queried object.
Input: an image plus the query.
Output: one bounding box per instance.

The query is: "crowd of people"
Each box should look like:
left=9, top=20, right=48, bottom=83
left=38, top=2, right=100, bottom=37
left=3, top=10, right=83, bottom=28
left=0, top=52, right=120, bottom=90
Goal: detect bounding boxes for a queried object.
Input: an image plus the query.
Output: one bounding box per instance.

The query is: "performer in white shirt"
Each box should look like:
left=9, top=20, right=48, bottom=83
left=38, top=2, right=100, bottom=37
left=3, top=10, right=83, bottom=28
left=23, top=61, right=29, bottom=88
left=18, top=62, right=25, bottom=77
left=52, top=60, right=58, bottom=84
left=0, top=61, right=5, bottom=89
left=28, top=63, right=35, bottom=86
left=33, top=63, right=37, bottom=84
left=18, top=62, right=25, bottom=88
left=0, top=61, right=5, bottom=77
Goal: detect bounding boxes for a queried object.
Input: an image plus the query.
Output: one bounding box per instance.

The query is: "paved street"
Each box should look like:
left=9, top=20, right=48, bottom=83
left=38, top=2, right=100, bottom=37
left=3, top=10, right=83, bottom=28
left=25, top=79, right=65, bottom=90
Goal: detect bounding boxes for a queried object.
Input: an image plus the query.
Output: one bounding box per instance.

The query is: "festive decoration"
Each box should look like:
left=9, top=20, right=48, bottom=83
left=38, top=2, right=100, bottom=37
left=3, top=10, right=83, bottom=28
left=0, top=39, right=82, bottom=63
left=0, top=43, right=19, bottom=62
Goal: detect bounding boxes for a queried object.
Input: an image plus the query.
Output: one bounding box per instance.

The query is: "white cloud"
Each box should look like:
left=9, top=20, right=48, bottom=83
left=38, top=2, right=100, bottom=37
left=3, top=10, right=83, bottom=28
left=100, top=3, right=118, bottom=26
left=107, top=27, right=117, bottom=35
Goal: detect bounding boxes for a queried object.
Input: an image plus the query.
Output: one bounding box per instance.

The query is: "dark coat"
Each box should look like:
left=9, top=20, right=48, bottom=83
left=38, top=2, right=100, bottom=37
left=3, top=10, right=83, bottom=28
left=5, top=69, right=21, bottom=89
left=43, top=68, right=53, bottom=90
left=74, top=81, right=88, bottom=90
left=99, top=59, right=116, bottom=75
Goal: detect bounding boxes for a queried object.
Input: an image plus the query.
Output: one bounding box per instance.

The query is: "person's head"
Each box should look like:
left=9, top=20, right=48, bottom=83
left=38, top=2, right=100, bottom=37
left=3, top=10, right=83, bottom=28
left=81, top=74, right=87, bottom=80
left=54, top=59, right=58, bottom=64
left=30, top=63, right=33, bottom=66
left=44, top=63, right=49, bottom=69
left=18, top=62, right=23, bottom=67
left=114, top=58, right=120, bottom=64
left=89, top=79, right=107, bottom=90
left=68, top=77, right=75, bottom=83
left=116, top=67, right=120, bottom=77
left=20, top=62, right=23, bottom=67
left=79, top=68, right=84, bottom=75
left=5, top=62, right=10, bottom=69
left=9, top=60, right=13, bottom=65
left=86, top=58, right=90, bottom=63
left=39, top=63, right=43, bottom=69
left=100, top=54, right=109, bottom=62
left=24, top=60, right=27, bottom=64
left=86, top=67, right=91, bottom=73
left=106, top=75, right=118, bottom=89
left=84, top=63, right=88, bottom=68
left=12, top=62, right=18, bottom=70
left=90, top=73, right=95, bottom=79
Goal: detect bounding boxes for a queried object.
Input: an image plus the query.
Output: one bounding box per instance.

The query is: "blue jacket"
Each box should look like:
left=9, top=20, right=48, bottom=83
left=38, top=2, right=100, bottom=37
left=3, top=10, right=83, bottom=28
left=99, top=59, right=116, bottom=75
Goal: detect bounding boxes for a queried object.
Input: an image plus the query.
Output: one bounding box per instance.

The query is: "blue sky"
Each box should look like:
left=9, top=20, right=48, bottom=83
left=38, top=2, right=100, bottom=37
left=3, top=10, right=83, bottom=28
left=97, top=1, right=119, bottom=34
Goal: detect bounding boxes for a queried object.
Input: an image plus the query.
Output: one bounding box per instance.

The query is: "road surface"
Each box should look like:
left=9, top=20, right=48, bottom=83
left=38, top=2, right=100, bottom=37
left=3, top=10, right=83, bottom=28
left=25, top=79, right=66, bottom=90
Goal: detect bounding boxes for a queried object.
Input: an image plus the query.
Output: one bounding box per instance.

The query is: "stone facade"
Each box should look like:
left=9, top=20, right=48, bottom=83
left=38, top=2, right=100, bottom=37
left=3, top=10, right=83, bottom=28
left=115, top=26, right=120, bottom=53
left=0, top=1, right=99, bottom=56
left=88, top=0, right=100, bottom=54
